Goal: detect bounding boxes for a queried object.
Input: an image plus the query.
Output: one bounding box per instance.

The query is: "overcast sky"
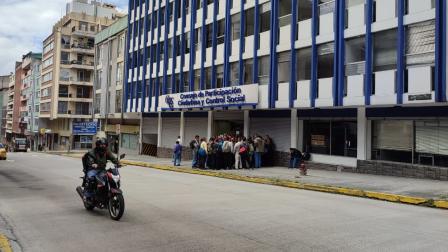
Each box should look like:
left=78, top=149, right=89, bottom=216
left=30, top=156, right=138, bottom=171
left=0, top=0, right=128, bottom=75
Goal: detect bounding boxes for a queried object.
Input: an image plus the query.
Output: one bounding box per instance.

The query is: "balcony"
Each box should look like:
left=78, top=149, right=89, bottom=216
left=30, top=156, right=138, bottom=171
left=59, top=77, right=92, bottom=86
left=71, top=27, right=96, bottom=37
left=71, top=44, right=94, bottom=54
left=61, top=60, right=94, bottom=70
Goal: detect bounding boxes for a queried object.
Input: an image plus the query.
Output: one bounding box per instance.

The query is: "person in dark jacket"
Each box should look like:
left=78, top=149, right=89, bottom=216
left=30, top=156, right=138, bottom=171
left=83, top=138, right=119, bottom=200
left=289, top=148, right=302, bottom=169
left=173, top=141, right=182, bottom=166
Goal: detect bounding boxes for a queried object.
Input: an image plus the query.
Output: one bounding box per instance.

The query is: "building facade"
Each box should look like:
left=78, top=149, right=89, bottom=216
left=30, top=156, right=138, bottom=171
left=20, top=52, right=42, bottom=150
left=126, top=0, right=447, bottom=177
left=5, top=73, right=15, bottom=141
left=0, top=75, right=10, bottom=144
left=94, top=16, right=138, bottom=154
left=40, top=0, right=122, bottom=151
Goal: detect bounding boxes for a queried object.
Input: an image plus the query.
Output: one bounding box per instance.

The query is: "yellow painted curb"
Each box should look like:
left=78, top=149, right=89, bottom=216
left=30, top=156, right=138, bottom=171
left=434, top=200, right=448, bottom=209
left=0, top=234, right=12, bottom=252
left=59, top=153, right=446, bottom=210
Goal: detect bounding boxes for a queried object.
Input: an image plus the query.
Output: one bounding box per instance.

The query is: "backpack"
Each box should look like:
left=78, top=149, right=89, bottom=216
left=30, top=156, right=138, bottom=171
left=189, top=140, right=196, bottom=149
left=239, top=144, right=248, bottom=155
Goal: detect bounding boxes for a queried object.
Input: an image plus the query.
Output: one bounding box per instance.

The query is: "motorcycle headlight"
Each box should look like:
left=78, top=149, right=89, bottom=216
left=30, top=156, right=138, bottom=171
left=112, top=174, right=120, bottom=183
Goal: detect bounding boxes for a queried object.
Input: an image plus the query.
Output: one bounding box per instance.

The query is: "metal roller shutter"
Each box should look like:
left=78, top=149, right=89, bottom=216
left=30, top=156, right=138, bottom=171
left=142, top=118, right=158, bottom=134
left=161, top=118, right=180, bottom=148
left=184, top=118, right=208, bottom=145
left=214, top=111, right=244, bottom=121
left=373, top=121, right=413, bottom=151
left=416, top=121, right=448, bottom=155
left=249, top=118, right=291, bottom=152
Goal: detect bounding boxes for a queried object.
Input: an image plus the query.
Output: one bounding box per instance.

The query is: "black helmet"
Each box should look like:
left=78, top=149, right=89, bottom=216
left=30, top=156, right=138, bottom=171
left=95, top=138, right=108, bottom=154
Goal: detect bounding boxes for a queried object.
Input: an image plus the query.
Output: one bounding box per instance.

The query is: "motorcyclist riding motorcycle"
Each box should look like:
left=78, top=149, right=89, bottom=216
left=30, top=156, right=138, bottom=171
left=82, top=138, right=119, bottom=202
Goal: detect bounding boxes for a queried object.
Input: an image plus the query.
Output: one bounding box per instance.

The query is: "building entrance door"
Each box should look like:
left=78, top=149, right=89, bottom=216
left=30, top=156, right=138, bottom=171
left=213, top=111, right=245, bottom=136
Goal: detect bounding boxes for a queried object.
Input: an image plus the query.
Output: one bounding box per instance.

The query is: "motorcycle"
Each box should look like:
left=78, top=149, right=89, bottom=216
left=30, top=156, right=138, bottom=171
left=76, top=153, right=126, bottom=221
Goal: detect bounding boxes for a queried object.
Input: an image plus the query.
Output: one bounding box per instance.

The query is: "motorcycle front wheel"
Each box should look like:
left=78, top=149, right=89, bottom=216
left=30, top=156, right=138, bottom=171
left=108, top=194, right=125, bottom=221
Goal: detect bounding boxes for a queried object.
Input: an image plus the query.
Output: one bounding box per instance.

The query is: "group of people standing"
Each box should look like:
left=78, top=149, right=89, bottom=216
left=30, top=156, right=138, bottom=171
left=189, top=134, right=275, bottom=170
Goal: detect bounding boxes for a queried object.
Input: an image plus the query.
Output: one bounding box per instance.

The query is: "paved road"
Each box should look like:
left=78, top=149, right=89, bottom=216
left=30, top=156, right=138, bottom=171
left=1, top=152, right=448, bottom=252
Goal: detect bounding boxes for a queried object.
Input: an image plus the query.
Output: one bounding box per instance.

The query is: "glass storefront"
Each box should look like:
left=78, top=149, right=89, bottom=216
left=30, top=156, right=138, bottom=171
left=372, top=120, right=448, bottom=167
left=303, top=120, right=357, bottom=157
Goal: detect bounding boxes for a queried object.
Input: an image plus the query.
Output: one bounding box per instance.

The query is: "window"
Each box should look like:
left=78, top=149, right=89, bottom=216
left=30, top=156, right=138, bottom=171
left=245, top=8, right=255, bottom=37
left=206, top=24, right=213, bottom=48
left=42, top=57, right=53, bottom=69
left=74, top=135, right=93, bottom=149
left=244, top=59, right=254, bottom=84
left=231, top=14, right=241, bottom=41
left=59, top=69, right=70, bottom=82
left=194, top=70, right=200, bottom=91
left=278, top=51, right=291, bottom=83
left=42, top=72, right=53, bottom=83
left=345, top=36, right=366, bottom=76
left=75, top=102, right=90, bottom=115
left=117, top=34, right=125, bottom=57
left=185, top=32, right=191, bottom=54
left=43, top=41, right=54, bottom=54
left=59, top=85, right=69, bottom=97
left=76, top=86, right=90, bottom=98
left=304, top=120, right=357, bottom=157
left=297, top=47, right=312, bottom=81
left=116, top=62, right=123, bottom=85
left=317, top=43, right=334, bottom=79
left=205, top=67, right=212, bottom=89
left=41, top=87, right=51, bottom=98
left=216, top=65, right=224, bottom=88
left=183, top=72, right=190, bottom=92
left=230, top=62, right=239, bottom=86
left=58, top=101, right=68, bottom=114
left=406, top=21, right=435, bottom=67
left=258, top=56, right=270, bottom=85
left=217, top=20, right=225, bottom=45
left=373, top=29, right=397, bottom=72
left=298, top=0, right=313, bottom=22
left=166, top=75, right=172, bottom=94
left=279, top=0, right=292, bottom=27
left=35, top=105, right=39, bottom=113
left=260, top=3, right=271, bottom=33
left=116, top=90, right=122, bottom=113
left=40, top=102, right=51, bottom=112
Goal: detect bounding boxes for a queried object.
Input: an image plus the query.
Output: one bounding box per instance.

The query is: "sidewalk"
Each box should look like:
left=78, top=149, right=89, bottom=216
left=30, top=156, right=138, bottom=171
left=55, top=152, right=448, bottom=209
left=124, top=154, right=448, bottom=200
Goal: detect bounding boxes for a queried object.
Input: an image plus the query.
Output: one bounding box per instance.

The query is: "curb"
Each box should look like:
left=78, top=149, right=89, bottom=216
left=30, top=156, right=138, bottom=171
left=0, top=234, right=12, bottom=252
left=59, top=154, right=448, bottom=210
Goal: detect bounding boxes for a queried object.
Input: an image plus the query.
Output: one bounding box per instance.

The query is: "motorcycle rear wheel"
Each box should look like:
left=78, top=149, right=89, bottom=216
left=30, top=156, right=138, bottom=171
left=108, top=194, right=125, bottom=221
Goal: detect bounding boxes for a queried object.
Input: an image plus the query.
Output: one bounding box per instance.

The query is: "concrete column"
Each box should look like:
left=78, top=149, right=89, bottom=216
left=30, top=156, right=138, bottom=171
left=157, top=112, right=162, bottom=147
left=357, top=107, right=371, bottom=160
left=298, top=120, right=304, bottom=151
left=179, top=111, right=185, bottom=145
left=244, top=110, right=250, bottom=137
left=290, top=109, right=298, bottom=148
left=207, top=111, right=213, bottom=139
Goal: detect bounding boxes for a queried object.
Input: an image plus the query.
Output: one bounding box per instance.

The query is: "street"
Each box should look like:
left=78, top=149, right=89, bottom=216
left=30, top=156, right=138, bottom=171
left=0, top=153, right=448, bottom=252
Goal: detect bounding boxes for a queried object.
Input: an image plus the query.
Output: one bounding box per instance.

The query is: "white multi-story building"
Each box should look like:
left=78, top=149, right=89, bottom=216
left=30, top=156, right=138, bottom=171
left=126, top=0, right=448, bottom=178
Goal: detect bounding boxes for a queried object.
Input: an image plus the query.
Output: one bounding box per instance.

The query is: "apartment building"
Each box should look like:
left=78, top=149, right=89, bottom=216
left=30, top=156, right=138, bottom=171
left=0, top=75, right=10, bottom=144
left=125, top=0, right=448, bottom=178
left=20, top=52, right=42, bottom=150
left=93, top=16, right=137, bottom=154
left=40, top=0, right=123, bottom=150
left=5, top=73, right=15, bottom=141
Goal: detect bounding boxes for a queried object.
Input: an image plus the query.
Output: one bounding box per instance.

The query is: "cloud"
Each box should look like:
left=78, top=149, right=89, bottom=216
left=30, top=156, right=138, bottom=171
left=0, top=0, right=128, bottom=75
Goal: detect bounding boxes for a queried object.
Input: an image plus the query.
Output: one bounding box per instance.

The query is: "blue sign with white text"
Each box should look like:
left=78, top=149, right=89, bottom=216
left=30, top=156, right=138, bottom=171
left=72, top=121, right=97, bottom=135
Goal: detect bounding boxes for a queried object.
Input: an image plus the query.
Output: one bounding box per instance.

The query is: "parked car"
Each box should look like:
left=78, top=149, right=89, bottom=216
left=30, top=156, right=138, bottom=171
left=0, top=144, right=7, bottom=160
left=13, top=138, right=28, bottom=152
